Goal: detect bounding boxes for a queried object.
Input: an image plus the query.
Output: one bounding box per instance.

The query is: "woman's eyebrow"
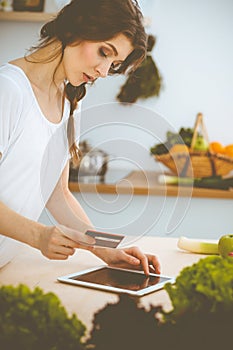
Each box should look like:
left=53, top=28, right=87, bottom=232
left=105, top=42, right=118, bottom=56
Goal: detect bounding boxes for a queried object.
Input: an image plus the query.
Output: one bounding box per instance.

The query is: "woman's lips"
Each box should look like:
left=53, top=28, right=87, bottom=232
left=83, top=73, right=94, bottom=82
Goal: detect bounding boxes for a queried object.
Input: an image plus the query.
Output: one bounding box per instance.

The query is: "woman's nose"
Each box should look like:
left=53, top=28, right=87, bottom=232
left=96, top=61, right=112, bottom=78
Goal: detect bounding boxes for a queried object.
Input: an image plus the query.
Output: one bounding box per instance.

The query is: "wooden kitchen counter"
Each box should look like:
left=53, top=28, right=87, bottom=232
left=0, top=236, right=211, bottom=334
left=69, top=170, right=233, bottom=199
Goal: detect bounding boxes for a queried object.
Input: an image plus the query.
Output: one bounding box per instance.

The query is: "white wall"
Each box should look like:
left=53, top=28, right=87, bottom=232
left=1, top=0, right=233, bottom=171
left=148, top=0, right=233, bottom=144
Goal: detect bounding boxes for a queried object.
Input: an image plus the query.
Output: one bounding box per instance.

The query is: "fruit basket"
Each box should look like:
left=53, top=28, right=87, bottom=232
left=151, top=113, right=233, bottom=178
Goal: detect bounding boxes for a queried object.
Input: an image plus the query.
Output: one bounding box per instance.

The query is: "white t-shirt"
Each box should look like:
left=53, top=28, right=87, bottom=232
left=0, top=63, right=81, bottom=267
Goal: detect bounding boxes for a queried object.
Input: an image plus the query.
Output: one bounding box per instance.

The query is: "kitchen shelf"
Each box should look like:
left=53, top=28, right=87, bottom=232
left=0, top=11, right=56, bottom=22
left=69, top=170, right=233, bottom=199
left=0, top=11, right=151, bottom=25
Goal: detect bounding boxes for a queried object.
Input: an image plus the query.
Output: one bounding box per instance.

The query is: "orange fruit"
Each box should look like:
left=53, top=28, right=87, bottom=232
left=209, top=142, right=224, bottom=154
left=224, top=144, right=233, bottom=157
left=169, top=144, right=189, bottom=153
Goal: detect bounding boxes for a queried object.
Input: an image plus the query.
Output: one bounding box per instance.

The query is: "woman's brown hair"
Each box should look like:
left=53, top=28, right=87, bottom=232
left=29, top=0, right=147, bottom=165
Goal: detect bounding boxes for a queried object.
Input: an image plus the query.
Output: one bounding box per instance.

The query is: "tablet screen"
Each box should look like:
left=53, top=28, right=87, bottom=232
left=70, top=267, right=169, bottom=292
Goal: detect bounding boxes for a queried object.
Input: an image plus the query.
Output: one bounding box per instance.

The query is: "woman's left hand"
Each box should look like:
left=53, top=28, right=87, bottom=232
left=93, top=246, right=161, bottom=275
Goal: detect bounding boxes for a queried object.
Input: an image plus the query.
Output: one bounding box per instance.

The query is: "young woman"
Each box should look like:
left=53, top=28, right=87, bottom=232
left=0, top=0, right=160, bottom=274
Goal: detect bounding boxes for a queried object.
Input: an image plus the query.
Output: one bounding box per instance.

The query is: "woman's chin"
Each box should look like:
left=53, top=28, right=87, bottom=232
left=68, top=80, right=85, bottom=87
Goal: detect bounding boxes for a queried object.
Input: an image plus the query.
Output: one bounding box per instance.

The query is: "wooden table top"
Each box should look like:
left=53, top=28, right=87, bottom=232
left=0, top=236, right=212, bottom=334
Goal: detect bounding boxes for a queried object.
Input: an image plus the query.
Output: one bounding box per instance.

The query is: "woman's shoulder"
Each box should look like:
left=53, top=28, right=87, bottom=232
left=0, top=63, right=35, bottom=110
left=0, top=63, right=29, bottom=91
left=0, top=63, right=33, bottom=120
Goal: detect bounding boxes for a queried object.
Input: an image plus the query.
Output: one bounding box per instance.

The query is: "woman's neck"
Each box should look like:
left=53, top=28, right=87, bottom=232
left=10, top=41, right=65, bottom=98
left=9, top=41, right=67, bottom=124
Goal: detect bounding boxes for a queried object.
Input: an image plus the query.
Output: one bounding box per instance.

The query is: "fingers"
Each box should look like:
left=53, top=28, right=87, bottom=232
left=55, top=244, right=76, bottom=256
left=97, top=246, right=161, bottom=276
left=147, top=254, right=161, bottom=275
left=40, top=226, right=83, bottom=260
left=40, top=226, right=162, bottom=272
left=57, top=225, right=96, bottom=247
left=60, top=235, right=81, bottom=249
left=47, top=251, right=72, bottom=260
left=127, top=247, right=149, bottom=275
left=43, top=241, right=76, bottom=260
left=122, top=247, right=161, bottom=276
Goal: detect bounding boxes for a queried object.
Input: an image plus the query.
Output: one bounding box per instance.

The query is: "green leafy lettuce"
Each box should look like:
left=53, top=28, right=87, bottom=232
left=164, top=255, right=233, bottom=320
left=0, top=284, right=86, bottom=350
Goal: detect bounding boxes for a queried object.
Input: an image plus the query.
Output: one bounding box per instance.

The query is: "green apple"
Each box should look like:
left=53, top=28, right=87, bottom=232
left=218, top=234, right=233, bottom=258
left=194, top=136, right=209, bottom=151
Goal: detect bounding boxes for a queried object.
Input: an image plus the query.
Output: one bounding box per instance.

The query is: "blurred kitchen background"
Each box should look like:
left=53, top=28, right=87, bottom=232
left=1, top=0, right=233, bottom=239
left=1, top=0, right=233, bottom=155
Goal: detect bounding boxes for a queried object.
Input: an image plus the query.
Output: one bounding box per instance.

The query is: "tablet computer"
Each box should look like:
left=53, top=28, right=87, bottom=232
left=57, top=266, right=175, bottom=297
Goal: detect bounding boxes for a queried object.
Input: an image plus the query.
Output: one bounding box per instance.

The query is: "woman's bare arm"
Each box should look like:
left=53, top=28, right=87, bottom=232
left=46, top=161, right=94, bottom=233
left=0, top=200, right=94, bottom=260
left=0, top=200, right=44, bottom=248
left=47, top=162, right=161, bottom=274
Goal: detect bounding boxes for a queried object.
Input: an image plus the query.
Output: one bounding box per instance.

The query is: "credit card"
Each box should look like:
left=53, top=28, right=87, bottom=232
left=85, top=230, right=125, bottom=248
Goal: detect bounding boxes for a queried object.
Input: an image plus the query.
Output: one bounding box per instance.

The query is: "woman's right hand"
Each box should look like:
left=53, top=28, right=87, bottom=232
left=38, top=225, right=95, bottom=260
